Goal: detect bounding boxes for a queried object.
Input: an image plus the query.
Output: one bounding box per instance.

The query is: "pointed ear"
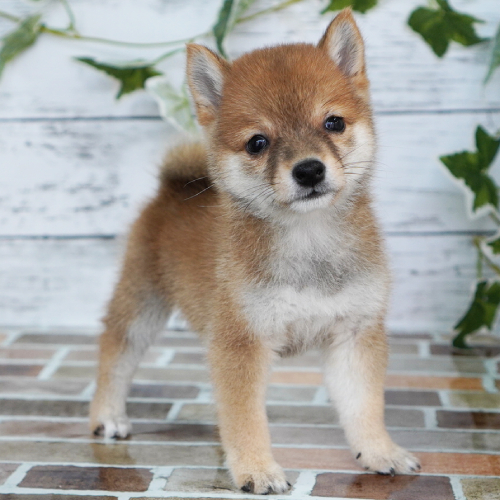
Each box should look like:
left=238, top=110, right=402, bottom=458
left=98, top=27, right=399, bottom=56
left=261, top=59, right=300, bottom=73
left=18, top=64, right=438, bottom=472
left=186, top=44, right=229, bottom=126
left=318, top=8, right=366, bottom=78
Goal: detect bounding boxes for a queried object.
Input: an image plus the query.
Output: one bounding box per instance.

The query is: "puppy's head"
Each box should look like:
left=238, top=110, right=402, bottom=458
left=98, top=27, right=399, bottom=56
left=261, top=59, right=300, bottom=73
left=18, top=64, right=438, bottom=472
left=186, top=8, right=375, bottom=217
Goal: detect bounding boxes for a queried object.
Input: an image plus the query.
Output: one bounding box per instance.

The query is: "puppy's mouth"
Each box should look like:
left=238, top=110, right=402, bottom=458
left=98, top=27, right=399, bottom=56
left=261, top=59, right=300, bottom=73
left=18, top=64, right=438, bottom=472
left=292, top=187, right=334, bottom=203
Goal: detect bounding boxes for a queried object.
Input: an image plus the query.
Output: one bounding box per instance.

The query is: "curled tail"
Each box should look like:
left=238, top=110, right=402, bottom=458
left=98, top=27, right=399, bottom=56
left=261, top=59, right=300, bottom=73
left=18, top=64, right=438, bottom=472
left=159, top=141, right=209, bottom=188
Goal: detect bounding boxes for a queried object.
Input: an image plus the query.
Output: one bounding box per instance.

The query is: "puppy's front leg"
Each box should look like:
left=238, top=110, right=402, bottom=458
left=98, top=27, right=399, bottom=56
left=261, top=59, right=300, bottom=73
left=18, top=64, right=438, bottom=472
left=208, top=330, right=289, bottom=495
left=324, top=320, right=420, bottom=474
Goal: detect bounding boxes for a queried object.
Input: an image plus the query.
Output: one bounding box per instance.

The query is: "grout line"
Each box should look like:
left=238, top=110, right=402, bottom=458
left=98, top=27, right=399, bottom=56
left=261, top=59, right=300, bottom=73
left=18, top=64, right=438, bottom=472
left=449, top=476, right=466, bottom=500
left=1, top=331, right=22, bottom=347
left=81, top=380, right=96, bottom=399
left=422, top=407, right=438, bottom=429
left=418, top=340, right=430, bottom=358
left=289, top=470, right=317, bottom=498
left=156, top=348, right=176, bottom=367
left=1, top=463, right=32, bottom=488
left=312, top=386, right=328, bottom=405
left=195, top=386, right=213, bottom=403
left=483, top=359, right=499, bottom=393
left=165, top=401, right=185, bottom=422
left=37, top=346, right=71, bottom=380
left=148, top=465, right=174, bottom=491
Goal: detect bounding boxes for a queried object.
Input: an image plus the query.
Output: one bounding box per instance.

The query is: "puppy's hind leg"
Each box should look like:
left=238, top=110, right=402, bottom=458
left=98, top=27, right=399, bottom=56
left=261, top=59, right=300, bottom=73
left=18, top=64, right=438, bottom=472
left=90, top=287, right=170, bottom=439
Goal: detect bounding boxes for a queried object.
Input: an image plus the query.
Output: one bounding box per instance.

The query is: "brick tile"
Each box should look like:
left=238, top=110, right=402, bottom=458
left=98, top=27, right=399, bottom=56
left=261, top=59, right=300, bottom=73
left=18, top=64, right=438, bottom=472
left=448, top=392, right=500, bottom=409
left=385, top=390, right=441, bottom=406
left=389, top=333, right=432, bottom=339
left=270, top=425, right=346, bottom=446
left=270, top=371, right=322, bottom=385
left=0, top=496, right=117, bottom=500
left=462, top=477, right=500, bottom=500
left=0, top=379, right=87, bottom=396
left=0, top=399, right=171, bottom=419
left=266, top=386, right=317, bottom=402
left=419, top=452, right=500, bottom=475
left=177, top=403, right=424, bottom=427
left=172, top=352, right=205, bottom=364
left=437, top=410, right=500, bottom=430
left=130, top=383, right=199, bottom=399
left=64, top=349, right=160, bottom=363
left=389, top=343, right=420, bottom=355
left=0, top=463, right=18, bottom=485
left=0, top=348, right=56, bottom=360
left=0, top=364, right=44, bottom=377
left=134, top=367, right=209, bottom=383
left=0, top=442, right=223, bottom=466
left=431, top=344, right=500, bottom=357
left=0, top=421, right=217, bottom=442
left=19, top=465, right=152, bottom=491
left=388, top=358, right=486, bottom=374
left=385, top=374, right=483, bottom=390
left=163, top=467, right=298, bottom=494
left=52, top=365, right=96, bottom=379
left=391, top=429, right=500, bottom=452
left=274, top=448, right=500, bottom=475
left=312, top=473, right=453, bottom=499
left=14, top=333, right=97, bottom=345
left=157, top=336, right=203, bottom=348
left=133, top=423, right=217, bottom=442
left=0, top=334, right=6, bottom=345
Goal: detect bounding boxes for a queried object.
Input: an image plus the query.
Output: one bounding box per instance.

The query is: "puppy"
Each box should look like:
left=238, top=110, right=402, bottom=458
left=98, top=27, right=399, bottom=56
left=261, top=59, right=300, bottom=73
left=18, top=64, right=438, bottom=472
left=90, top=8, right=420, bottom=494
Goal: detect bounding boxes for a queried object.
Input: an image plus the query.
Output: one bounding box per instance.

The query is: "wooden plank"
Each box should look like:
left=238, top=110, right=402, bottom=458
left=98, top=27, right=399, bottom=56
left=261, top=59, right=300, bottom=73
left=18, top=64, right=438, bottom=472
left=0, top=114, right=498, bottom=236
left=0, top=235, right=480, bottom=331
left=0, top=0, right=498, bottom=119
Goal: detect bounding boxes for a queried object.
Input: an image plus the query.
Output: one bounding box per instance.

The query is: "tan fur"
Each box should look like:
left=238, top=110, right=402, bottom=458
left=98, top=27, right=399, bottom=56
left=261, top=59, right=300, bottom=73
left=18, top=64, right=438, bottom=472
left=90, top=9, right=420, bottom=494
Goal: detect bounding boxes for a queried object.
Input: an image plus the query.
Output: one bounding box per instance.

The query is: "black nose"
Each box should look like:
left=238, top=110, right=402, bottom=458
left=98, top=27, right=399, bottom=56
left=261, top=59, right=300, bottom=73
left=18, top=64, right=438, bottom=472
left=292, top=160, right=326, bottom=188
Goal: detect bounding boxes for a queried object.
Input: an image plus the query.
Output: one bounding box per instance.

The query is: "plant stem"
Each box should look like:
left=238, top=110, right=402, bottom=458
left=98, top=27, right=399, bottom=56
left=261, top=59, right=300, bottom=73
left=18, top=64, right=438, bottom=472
left=60, top=0, right=77, bottom=33
left=0, top=9, right=205, bottom=49
left=490, top=211, right=500, bottom=225
left=474, top=236, right=500, bottom=275
left=0, top=10, right=20, bottom=23
left=236, top=0, right=304, bottom=25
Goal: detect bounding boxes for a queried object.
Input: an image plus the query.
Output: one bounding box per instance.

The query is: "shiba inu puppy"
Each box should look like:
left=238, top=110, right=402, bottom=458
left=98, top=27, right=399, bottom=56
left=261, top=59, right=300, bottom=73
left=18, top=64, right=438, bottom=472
left=90, top=8, right=420, bottom=494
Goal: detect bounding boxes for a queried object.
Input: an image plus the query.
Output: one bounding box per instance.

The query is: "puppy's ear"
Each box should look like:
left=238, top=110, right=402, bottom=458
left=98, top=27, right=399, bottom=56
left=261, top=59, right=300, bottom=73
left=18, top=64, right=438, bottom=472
left=186, top=44, right=229, bottom=126
left=318, top=8, right=366, bottom=79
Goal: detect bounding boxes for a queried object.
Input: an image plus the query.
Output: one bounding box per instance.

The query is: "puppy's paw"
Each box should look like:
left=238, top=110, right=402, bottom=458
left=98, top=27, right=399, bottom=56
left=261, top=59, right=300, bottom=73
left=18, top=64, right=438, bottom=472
left=233, top=461, right=290, bottom=495
left=356, top=442, right=420, bottom=475
left=90, top=407, right=131, bottom=439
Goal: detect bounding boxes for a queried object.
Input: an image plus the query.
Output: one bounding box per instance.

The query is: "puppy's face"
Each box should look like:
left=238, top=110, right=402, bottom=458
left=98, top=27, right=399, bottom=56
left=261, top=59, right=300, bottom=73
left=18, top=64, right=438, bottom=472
left=187, top=9, right=374, bottom=217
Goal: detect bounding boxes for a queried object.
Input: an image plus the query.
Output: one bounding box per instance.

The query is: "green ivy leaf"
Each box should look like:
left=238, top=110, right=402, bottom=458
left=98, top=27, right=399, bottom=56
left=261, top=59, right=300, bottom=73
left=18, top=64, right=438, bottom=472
left=453, top=280, right=500, bottom=347
left=322, top=0, right=377, bottom=14
left=0, top=14, right=42, bottom=77
left=408, top=0, right=486, bottom=57
left=485, top=23, right=500, bottom=83
left=440, top=126, right=500, bottom=212
left=75, top=57, right=162, bottom=99
left=487, top=236, right=500, bottom=254
left=213, top=0, right=256, bottom=58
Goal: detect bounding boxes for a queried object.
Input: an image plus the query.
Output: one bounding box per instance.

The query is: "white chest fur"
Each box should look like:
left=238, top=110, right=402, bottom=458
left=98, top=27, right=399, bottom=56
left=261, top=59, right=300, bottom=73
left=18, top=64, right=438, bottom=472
left=239, top=212, right=389, bottom=350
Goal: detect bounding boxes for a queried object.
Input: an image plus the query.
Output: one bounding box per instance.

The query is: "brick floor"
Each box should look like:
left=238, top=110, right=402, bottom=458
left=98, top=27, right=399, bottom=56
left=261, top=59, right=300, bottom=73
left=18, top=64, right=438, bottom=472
left=0, top=328, right=498, bottom=500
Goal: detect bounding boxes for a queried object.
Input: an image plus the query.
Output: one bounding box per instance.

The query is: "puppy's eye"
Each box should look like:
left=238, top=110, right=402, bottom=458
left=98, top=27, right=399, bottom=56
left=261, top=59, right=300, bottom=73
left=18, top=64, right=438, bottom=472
left=246, top=135, right=269, bottom=155
left=324, top=116, right=345, bottom=133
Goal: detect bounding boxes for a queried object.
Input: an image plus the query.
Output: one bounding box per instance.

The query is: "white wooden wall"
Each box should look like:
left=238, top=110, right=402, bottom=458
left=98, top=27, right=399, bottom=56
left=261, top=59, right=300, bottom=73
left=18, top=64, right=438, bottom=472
left=0, top=0, right=499, bottom=332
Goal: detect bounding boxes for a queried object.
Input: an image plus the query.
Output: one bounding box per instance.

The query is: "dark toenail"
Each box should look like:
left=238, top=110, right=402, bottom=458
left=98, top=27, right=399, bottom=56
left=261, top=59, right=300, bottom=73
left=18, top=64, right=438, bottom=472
left=356, top=452, right=362, bottom=459
left=265, top=486, right=273, bottom=494
left=287, top=481, right=292, bottom=488
left=417, top=464, right=421, bottom=470
left=377, top=471, right=390, bottom=476
left=241, top=481, right=253, bottom=493
left=93, top=425, right=104, bottom=436
left=390, top=467, right=395, bottom=477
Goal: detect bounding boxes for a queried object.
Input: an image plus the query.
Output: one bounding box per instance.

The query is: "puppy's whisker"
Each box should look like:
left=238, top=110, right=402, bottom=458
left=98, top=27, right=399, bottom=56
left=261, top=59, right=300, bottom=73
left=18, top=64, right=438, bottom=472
left=183, top=183, right=214, bottom=201
left=184, top=176, right=209, bottom=187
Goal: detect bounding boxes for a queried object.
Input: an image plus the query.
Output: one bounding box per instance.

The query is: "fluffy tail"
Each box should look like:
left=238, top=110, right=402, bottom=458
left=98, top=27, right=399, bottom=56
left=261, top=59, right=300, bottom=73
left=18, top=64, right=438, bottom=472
left=159, top=141, right=208, bottom=188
